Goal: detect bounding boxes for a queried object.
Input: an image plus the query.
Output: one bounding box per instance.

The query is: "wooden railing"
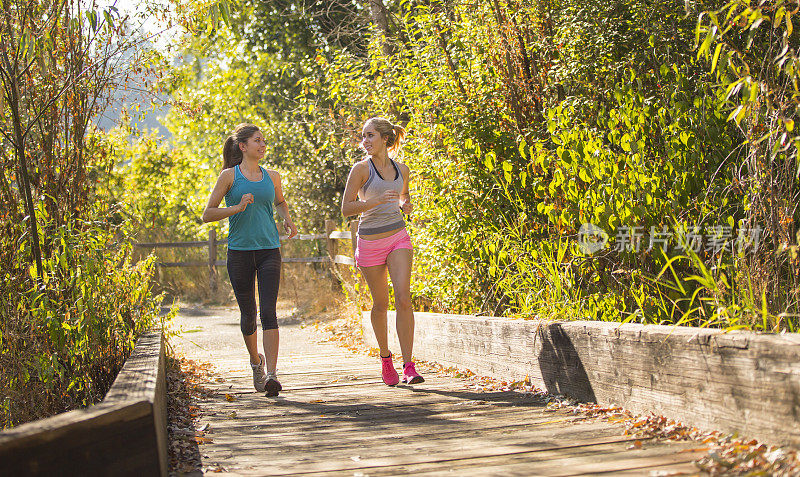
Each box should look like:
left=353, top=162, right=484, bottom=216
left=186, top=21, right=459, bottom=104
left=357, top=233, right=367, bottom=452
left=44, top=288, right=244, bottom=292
left=134, top=220, right=358, bottom=290
left=0, top=332, right=168, bottom=475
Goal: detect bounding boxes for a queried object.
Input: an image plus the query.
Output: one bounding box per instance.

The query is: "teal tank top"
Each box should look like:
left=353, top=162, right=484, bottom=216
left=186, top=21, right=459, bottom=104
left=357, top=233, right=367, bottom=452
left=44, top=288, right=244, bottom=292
left=224, top=165, right=281, bottom=250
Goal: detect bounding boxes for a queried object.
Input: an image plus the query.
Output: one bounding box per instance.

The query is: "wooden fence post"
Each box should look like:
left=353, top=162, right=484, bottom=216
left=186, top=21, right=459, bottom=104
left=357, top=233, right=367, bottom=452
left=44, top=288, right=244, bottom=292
left=208, top=229, right=217, bottom=292
left=325, top=219, right=337, bottom=262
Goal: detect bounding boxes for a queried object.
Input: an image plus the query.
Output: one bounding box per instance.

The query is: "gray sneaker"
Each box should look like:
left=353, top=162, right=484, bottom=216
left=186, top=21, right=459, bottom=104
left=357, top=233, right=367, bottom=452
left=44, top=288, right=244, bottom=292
left=251, top=354, right=267, bottom=392
left=264, top=370, right=282, bottom=397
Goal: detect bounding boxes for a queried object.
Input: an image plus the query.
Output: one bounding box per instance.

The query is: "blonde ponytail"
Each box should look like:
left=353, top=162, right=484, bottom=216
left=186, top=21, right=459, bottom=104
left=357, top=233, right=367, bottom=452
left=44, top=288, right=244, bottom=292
left=364, top=117, right=406, bottom=158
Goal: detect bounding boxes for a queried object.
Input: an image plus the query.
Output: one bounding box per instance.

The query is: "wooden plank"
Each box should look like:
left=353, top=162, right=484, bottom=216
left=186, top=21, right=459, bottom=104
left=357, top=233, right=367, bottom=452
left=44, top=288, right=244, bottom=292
left=364, top=311, right=800, bottom=447
left=344, top=443, right=703, bottom=477
left=328, top=230, right=352, bottom=240
left=0, top=332, right=166, bottom=476
left=135, top=240, right=210, bottom=248
left=195, top=406, right=583, bottom=434
left=104, top=332, right=163, bottom=404
left=221, top=435, right=644, bottom=475
left=349, top=220, right=358, bottom=253
left=158, top=260, right=212, bottom=267
left=208, top=229, right=218, bottom=291
left=159, top=257, right=331, bottom=267
left=200, top=412, right=617, bottom=448
left=325, top=220, right=337, bottom=263
left=286, top=233, right=327, bottom=240
left=0, top=402, right=162, bottom=476
left=172, top=309, right=704, bottom=477
left=333, top=255, right=354, bottom=265
left=192, top=397, right=569, bottom=426
left=282, top=256, right=330, bottom=263
left=135, top=233, right=325, bottom=249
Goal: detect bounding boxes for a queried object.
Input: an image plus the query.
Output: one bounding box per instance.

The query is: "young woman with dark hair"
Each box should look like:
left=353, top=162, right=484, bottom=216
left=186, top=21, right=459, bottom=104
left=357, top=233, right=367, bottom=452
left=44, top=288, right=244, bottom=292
left=202, top=123, right=298, bottom=396
left=341, top=116, right=424, bottom=386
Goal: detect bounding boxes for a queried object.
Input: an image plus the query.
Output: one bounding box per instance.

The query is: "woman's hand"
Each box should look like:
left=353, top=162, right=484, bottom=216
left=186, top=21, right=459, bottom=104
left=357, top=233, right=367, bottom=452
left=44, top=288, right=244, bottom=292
left=401, top=200, right=413, bottom=215
left=237, top=193, right=254, bottom=213
left=378, top=190, right=399, bottom=204
left=284, top=220, right=298, bottom=239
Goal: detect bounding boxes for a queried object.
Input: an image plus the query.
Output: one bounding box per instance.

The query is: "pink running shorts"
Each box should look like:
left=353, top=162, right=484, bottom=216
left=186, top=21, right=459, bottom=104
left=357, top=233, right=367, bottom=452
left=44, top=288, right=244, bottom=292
left=355, top=229, right=413, bottom=268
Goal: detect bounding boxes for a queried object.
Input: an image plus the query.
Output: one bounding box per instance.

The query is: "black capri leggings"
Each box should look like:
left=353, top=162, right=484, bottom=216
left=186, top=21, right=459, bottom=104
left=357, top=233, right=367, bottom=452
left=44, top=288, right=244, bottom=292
left=226, top=248, right=281, bottom=335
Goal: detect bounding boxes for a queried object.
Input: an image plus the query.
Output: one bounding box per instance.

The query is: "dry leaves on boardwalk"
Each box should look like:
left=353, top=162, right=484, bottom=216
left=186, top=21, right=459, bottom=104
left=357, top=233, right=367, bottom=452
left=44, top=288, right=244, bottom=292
left=166, top=353, right=216, bottom=476
left=541, top=394, right=800, bottom=475
left=318, top=313, right=800, bottom=476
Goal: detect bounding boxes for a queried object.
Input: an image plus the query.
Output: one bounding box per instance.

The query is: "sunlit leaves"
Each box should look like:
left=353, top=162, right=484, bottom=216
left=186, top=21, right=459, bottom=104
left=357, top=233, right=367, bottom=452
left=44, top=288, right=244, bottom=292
left=697, top=0, right=800, bottom=160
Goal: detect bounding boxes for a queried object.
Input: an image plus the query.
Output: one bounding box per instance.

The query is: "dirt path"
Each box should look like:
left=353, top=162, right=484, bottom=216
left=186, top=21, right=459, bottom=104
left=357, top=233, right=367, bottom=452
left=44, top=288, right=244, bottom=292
left=170, top=304, right=704, bottom=476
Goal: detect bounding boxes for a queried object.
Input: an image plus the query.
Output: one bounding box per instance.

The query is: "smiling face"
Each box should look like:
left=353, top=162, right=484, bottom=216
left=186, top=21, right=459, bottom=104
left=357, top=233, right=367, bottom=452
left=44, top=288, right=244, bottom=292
left=239, top=131, right=266, bottom=160
left=361, top=123, right=388, bottom=157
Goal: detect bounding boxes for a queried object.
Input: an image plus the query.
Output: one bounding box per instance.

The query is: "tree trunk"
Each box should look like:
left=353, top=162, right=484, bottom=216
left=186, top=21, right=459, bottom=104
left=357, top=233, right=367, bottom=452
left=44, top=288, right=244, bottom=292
left=0, top=3, right=44, bottom=282
left=10, top=88, right=44, bottom=281
left=368, top=0, right=392, bottom=57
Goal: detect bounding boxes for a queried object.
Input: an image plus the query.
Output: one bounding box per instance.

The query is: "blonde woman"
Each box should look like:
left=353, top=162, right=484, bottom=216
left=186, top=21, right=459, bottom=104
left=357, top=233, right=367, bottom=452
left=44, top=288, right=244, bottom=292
left=341, top=117, right=423, bottom=386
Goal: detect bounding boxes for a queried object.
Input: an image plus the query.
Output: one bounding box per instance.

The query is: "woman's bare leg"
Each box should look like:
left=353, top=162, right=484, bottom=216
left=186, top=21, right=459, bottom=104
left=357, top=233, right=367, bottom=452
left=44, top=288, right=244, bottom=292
left=263, top=329, right=279, bottom=373
left=243, top=331, right=260, bottom=364
left=360, top=264, right=391, bottom=356
left=386, top=248, right=414, bottom=363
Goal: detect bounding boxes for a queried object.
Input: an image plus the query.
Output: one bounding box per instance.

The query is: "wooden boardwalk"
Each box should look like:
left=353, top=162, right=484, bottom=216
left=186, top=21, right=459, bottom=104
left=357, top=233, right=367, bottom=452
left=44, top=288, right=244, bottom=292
left=172, top=306, right=705, bottom=476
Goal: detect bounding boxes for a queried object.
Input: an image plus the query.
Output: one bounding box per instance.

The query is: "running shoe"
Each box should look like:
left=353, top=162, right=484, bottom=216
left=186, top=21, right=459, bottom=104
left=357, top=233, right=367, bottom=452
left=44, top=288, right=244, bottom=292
left=265, top=371, right=282, bottom=397
left=251, top=353, right=267, bottom=392
left=381, top=354, right=400, bottom=386
left=402, top=362, right=424, bottom=384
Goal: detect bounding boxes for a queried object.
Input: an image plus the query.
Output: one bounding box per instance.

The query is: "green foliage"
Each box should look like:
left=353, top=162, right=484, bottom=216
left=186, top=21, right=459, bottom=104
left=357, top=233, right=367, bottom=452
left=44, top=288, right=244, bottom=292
left=292, top=0, right=797, bottom=330
left=0, top=1, right=168, bottom=428
left=105, top=125, right=216, bottom=242
left=0, top=216, right=165, bottom=428
left=159, top=1, right=365, bottom=233
left=694, top=0, right=800, bottom=316
left=145, top=0, right=798, bottom=331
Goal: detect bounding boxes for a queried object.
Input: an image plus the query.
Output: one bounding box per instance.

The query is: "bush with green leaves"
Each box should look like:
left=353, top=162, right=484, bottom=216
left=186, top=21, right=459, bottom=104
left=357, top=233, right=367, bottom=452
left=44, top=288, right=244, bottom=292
left=151, top=0, right=798, bottom=331
left=0, top=208, right=166, bottom=428
left=295, top=0, right=796, bottom=330
left=0, top=0, right=169, bottom=428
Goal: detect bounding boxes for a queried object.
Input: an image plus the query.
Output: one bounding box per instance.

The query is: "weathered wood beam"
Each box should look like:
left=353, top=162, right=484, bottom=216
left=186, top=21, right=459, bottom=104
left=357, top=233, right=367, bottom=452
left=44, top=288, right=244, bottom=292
left=0, top=332, right=167, bottom=476
left=363, top=312, right=800, bottom=446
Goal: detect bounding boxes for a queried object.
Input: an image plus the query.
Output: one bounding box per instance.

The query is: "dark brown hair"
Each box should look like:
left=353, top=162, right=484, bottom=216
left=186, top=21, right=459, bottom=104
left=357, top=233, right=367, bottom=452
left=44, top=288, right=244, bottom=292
left=364, top=117, right=406, bottom=157
left=222, top=123, right=261, bottom=170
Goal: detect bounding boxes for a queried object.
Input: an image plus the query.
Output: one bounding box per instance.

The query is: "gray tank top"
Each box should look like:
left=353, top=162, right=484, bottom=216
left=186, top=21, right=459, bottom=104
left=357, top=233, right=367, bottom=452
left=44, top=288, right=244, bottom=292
left=358, top=158, right=406, bottom=236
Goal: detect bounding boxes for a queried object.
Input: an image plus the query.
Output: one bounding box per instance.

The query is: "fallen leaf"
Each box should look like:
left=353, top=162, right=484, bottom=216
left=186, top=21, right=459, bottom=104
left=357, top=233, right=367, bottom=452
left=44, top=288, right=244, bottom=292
left=628, top=440, right=643, bottom=450
left=225, top=393, right=236, bottom=402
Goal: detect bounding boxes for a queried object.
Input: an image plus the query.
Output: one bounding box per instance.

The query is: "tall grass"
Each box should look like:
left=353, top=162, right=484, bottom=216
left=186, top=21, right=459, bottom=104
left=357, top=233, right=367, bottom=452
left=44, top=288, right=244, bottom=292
left=491, top=228, right=798, bottom=332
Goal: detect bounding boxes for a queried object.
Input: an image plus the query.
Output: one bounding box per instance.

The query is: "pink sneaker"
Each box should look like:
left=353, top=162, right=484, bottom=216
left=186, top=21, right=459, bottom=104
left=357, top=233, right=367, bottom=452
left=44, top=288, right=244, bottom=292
left=381, top=354, right=400, bottom=386
left=402, top=362, right=424, bottom=384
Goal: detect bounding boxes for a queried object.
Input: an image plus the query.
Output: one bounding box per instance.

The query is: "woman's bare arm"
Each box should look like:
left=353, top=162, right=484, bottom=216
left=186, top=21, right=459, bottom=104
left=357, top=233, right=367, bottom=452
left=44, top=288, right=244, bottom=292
left=269, top=170, right=298, bottom=239
left=399, top=162, right=413, bottom=215
left=341, top=162, right=397, bottom=217
left=202, top=169, right=250, bottom=222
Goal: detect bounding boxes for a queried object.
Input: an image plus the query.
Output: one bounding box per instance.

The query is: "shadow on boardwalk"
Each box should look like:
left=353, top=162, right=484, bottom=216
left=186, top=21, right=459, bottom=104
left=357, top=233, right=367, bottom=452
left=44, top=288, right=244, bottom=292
left=169, top=305, right=704, bottom=476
